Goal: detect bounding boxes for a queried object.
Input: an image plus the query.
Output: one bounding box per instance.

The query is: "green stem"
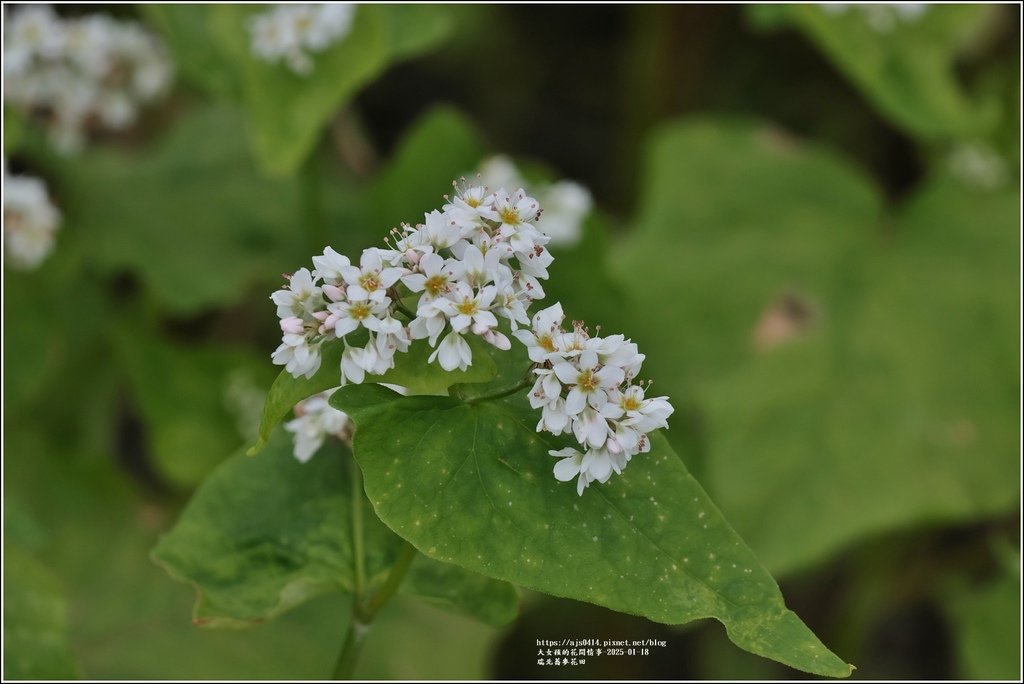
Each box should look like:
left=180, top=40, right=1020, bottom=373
left=359, top=541, right=417, bottom=620
left=331, top=463, right=418, bottom=680
left=464, top=374, right=534, bottom=405
left=394, top=301, right=417, bottom=319
left=332, top=616, right=371, bottom=680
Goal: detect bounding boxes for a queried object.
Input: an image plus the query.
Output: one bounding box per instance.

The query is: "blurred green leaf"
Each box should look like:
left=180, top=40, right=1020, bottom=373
left=207, top=5, right=390, bottom=177
left=63, top=105, right=304, bottom=313
left=332, top=383, right=853, bottom=677
left=143, top=6, right=453, bottom=176
left=113, top=326, right=273, bottom=489
left=153, top=431, right=518, bottom=628
left=5, top=417, right=500, bottom=679
left=944, top=561, right=1021, bottom=679
left=746, top=4, right=1000, bottom=140
left=368, top=106, right=487, bottom=229
left=621, top=118, right=1018, bottom=575
left=3, top=247, right=108, bottom=409
left=141, top=5, right=241, bottom=97
left=3, top=105, right=27, bottom=155
left=4, top=546, right=79, bottom=680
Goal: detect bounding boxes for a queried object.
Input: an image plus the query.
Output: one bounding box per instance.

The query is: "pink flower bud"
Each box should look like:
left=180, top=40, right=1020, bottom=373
left=280, top=316, right=304, bottom=334
left=322, top=284, right=345, bottom=301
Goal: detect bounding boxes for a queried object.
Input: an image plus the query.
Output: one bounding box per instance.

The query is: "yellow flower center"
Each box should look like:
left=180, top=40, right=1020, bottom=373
left=456, top=299, right=478, bottom=316
left=466, top=196, right=480, bottom=208
left=498, top=207, right=520, bottom=225
left=622, top=396, right=640, bottom=412
left=425, top=274, right=448, bottom=297
left=577, top=369, right=599, bottom=393
left=350, top=303, right=371, bottom=320
left=359, top=273, right=380, bottom=292
left=539, top=334, right=556, bottom=353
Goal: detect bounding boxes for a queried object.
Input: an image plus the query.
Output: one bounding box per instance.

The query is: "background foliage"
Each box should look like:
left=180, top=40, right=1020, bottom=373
left=4, top=3, right=1019, bottom=680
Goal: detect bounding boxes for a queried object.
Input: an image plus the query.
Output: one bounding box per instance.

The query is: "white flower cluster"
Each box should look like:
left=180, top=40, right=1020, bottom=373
left=249, top=4, right=356, bottom=75
left=822, top=3, right=928, bottom=33
left=514, top=304, right=674, bottom=495
left=285, top=389, right=350, bottom=462
left=477, top=155, right=593, bottom=249
left=947, top=143, right=1007, bottom=190
left=270, top=181, right=551, bottom=383
left=3, top=168, right=61, bottom=270
left=3, top=6, right=173, bottom=152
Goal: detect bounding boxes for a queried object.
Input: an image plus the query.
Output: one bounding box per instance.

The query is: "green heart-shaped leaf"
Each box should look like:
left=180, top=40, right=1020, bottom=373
left=153, top=430, right=518, bottom=628
left=331, top=384, right=852, bottom=677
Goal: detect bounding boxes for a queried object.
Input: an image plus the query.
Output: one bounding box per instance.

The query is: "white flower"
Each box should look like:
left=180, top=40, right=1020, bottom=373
left=340, top=248, right=403, bottom=303
left=553, top=350, right=625, bottom=414
left=476, top=155, right=592, bottom=248
left=324, top=295, right=391, bottom=337
left=550, top=447, right=592, bottom=496
left=374, top=314, right=412, bottom=362
left=571, top=404, right=611, bottom=450
left=443, top=184, right=499, bottom=231
left=434, top=282, right=498, bottom=335
left=428, top=330, right=473, bottom=371
left=285, top=389, right=349, bottom=462
left=512, top=302, right=565, bottom=362
left=453, top=244, right=505, bottom=288
left=272, top=334, right=322, bottom=379
left=249, top=4, right=356, bottom=75
left=4, top=9, right=172, bottom=152
left=607, top=385, right=674, bottom=434
left=3, top=171, right=61, bottom=270
left=492, top=188, right=541, bottom=237
left=312, top=246, right=352, bottom=283
left=271, top=268, right=322, bottom=319
left=537, top=180, right=592, bottom=248
left=594, top=334, right=645, bottom=382
left=401, top=251, right=457, bottom=300
left=409, top=299, right=448, bottom=347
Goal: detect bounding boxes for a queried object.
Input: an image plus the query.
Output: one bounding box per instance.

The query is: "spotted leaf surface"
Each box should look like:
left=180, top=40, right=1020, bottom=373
left=153, top=431, right=518, bottom=628
left=332, top=383, right=852, bottom=677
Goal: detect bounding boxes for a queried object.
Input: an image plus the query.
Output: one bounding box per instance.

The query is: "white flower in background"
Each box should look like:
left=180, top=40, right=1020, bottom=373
left=476, top=155, right=593, bottom=248
left=947, top=143, right=1007, bottom=189
left=821, top=3, right=929, bottom=33
left=285, top=389, right=349, bottom=462
left=249, top=3, right=356, bottom=75
left=3, top=170, right=61, bottom=270
left=3, top=7, right=172, bottom=153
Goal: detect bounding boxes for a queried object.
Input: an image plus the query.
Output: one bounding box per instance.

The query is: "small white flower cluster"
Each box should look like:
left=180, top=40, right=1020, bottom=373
left=3, top=6, right=173, bottom=152
left=285, top=389, right=350, bottom=462
left=477, top=155, right=593, bottom=249
left=3, top=168, right=61, bottom=270
left=249, top=4, right=356, bottom=75
left=514, top=304, right=674, bottom=495
left=821, top=3, right=928, bottom=33
left=270, top=181, right=552, bottom=383
left=947, top=143, right=1007, bottom=190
